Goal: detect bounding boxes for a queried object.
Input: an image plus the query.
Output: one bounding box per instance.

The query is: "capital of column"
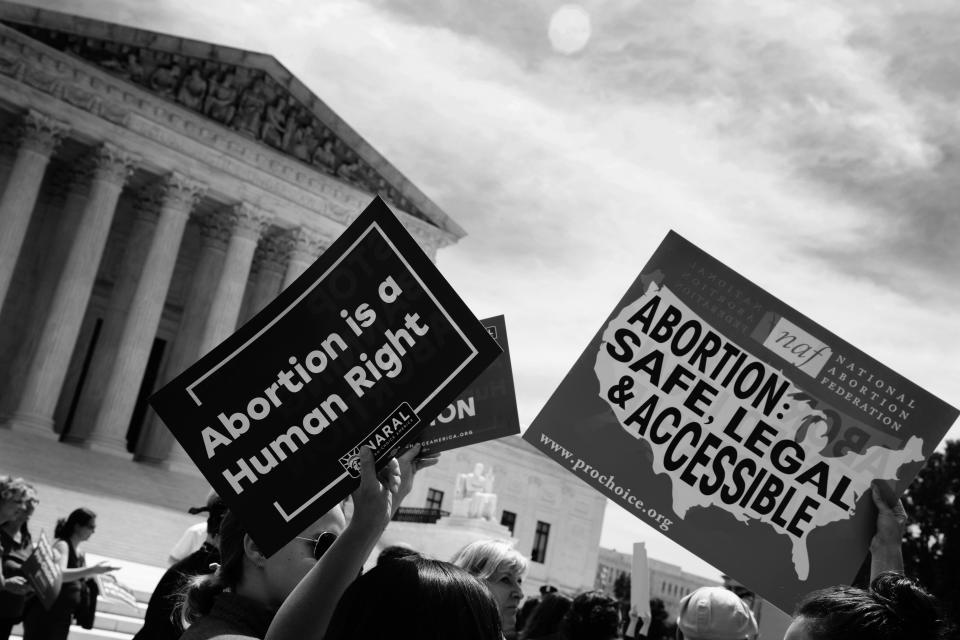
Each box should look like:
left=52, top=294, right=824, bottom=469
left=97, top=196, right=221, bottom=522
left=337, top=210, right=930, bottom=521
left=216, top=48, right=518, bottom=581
left=290, top=225, right=332, bottom=259
left=17, top=110, right=68, bottom=156
left=198, top=207, right=235, bottom=248
left=254, top=226, right=292, bottom=274
left=139, top=172, right=206, bottom=220
left=228, top=203, right=271, bottom=242
left=86, top=143, right=138, bottom=187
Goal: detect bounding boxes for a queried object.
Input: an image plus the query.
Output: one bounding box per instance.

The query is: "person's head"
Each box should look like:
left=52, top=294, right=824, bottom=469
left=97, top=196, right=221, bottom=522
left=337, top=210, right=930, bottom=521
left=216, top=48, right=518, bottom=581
left=377, top=543, right=421, bottom=565
left=451, top=539, right=528, bottom=637
left=325, top=556, right=503, bottom=640
left=54, top=508, right=97, bottom=542
left=786, top=571, right=950, bottom=640
left=0, top=476, right=38, bottom=523
left=561, top=590, right=621, bottom=640
left=676, top=586, right=757, bottom=640
left=180, top=504, right=345, bottom=625
left=521, top=592, right=573, bottom=640
left=188, top=490, right=227, bottom=541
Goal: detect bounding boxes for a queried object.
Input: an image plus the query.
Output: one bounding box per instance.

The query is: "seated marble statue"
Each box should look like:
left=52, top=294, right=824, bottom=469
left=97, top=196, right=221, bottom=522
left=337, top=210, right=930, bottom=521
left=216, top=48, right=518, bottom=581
left=452, top=463, right=498, bottom=521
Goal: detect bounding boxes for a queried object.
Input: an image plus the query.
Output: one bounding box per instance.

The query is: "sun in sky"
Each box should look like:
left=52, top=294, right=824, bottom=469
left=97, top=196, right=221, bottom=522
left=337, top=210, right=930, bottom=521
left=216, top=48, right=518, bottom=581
left=547, top=4, right=592, bottom=55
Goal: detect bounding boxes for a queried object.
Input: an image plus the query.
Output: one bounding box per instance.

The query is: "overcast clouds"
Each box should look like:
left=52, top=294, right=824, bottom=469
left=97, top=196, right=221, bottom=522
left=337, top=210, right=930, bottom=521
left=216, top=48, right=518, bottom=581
left=22, top=0, right=959, bottom=581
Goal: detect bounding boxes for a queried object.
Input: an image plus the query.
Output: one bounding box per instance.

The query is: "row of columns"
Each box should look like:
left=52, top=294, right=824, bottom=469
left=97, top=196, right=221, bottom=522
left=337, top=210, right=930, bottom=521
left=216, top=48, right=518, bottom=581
left=0, top=108, right=332, bottom=467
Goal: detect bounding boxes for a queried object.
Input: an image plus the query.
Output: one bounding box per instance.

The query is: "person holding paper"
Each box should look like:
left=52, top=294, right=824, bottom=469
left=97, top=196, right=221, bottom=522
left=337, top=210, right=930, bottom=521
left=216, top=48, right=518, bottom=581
left=21, top=507, right=118, bottom=640
left=783, top=484, right=951, bottom=640
left=179, top=444, right=437, bottom=640
left=0, top=486, right=37, bottom=640
left=0, top=477, right=36, bottom=599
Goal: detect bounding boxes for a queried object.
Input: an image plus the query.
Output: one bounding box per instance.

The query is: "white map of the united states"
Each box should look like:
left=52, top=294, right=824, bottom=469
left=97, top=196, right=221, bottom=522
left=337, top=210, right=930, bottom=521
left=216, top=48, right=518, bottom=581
left=595, top=283, right=924, bottom=579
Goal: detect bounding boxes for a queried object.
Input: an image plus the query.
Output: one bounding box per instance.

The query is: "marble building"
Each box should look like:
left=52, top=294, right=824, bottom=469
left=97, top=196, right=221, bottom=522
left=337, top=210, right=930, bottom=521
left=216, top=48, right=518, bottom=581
left=0, top=2, right=463, bottom=469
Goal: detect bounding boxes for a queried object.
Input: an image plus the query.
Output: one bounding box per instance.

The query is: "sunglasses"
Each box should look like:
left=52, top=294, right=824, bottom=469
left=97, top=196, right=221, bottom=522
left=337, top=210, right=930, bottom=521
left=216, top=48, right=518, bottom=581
left=294, top=532, right=337, bottom=560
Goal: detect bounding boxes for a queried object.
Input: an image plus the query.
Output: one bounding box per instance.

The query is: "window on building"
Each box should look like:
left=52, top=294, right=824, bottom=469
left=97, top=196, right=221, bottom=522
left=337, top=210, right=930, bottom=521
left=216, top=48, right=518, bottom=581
left=531, top=521, right=550, bottom=563
left=425, top=488, right=444, bottom=511
left=501, top=510, right=517, bottom=535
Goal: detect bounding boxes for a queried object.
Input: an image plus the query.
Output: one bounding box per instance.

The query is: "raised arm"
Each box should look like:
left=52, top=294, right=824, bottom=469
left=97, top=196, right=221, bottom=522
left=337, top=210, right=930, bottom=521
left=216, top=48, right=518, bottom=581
left=869, top=482, right=906, bottom=582
left=266, top=444, right=437, bottom=640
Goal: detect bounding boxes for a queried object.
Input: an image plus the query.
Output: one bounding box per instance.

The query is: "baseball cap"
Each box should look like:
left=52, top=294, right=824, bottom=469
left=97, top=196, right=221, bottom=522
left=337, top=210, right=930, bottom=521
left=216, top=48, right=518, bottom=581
left=677, top=587, right=758, bottom=640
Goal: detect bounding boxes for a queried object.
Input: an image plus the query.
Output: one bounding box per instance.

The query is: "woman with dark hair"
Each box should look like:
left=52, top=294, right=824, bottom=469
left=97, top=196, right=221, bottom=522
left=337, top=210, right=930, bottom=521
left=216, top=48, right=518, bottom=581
left=561, top=590, right=621, bottom=640
left=324, top=556, right=503, bottom=640
left=22, top=507, right=118, bottom=640
left=519, top=592, right=572, bottom=640
left=783, top=483, right=953, bottom=640
left=179, top=445, right=437, bottom=640
left=786, top=571, right=950, bottom=640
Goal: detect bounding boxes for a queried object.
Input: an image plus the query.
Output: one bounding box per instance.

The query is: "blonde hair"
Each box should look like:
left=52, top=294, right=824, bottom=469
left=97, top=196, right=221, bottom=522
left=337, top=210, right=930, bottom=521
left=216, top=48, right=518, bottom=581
left=450, top=539, right=528, bottom=582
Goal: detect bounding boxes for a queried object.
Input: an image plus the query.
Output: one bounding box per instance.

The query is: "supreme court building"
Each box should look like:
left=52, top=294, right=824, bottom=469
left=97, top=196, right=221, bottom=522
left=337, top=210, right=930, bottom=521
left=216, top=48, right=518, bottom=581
left=0, top=2, right=464, bottom=468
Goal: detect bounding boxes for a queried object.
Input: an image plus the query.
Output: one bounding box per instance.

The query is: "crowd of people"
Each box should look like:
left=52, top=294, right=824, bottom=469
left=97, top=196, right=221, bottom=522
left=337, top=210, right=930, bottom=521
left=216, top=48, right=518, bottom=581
left=1, top=446, right=955, bottom=640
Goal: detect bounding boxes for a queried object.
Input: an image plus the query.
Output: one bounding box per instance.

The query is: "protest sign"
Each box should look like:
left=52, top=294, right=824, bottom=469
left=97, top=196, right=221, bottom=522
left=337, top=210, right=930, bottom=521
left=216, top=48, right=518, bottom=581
left=21, top=532, right=61, bottom=610
left=150, top=197, right=500, bottom=556
left=417, top=315, right=521, bottom=452
left=524, top=230, right=958, bottom=614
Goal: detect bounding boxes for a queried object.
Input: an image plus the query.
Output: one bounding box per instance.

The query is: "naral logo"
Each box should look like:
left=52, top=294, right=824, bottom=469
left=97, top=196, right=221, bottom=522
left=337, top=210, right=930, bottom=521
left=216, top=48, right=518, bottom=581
left=339, top=403, right=420, bottom=477
left=339, top=448, right=363, bottom=478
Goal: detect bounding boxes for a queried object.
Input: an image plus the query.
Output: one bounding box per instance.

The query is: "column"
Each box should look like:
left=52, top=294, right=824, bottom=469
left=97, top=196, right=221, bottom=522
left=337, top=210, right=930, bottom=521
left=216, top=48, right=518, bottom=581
left=8, top=144, right=136, bottom=435
left=62, top=190, right=160, bottom=444
left=93, top=174, right=206, bottom=454
left=197, top=203, right=269, bottom=354
left=135, top=212, right=229, bottom=465
left=0, top=167, right=90, bottom=422
left=0, top=110, right=67, bottom=312
left=283, top=224, right=329, bottom=288
left=137, top=203, right=268, bottom=469
left=242, top=226, right=289, bottom=322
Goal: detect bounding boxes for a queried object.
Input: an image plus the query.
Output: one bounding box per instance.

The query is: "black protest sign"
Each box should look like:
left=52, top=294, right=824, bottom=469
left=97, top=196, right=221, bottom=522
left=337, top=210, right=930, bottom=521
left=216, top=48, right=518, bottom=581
left=150, top=197, right=500, bottom=556
left=22, top=533, right=62, bottom=610
left=417, top=315, right=521, bottom=452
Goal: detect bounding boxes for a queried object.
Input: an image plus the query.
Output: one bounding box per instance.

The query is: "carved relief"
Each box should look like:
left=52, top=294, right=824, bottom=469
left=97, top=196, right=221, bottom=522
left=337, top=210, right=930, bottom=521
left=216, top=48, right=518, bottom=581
left=17, top=109, right=67, bottom=156
left=254, top=226, right=292, bottom=273
left=87, top=143, right=137, bottom=186
left=7, top=24, right=429, bottom=221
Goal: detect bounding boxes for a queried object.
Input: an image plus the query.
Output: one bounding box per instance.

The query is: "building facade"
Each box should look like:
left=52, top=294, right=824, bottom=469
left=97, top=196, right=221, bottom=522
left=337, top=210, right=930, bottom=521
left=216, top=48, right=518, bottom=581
left=594, top=546, right=720, bottom=621
left=397, top=436, right=609, bottom=597
left=0, top=2, right=462, bottom=469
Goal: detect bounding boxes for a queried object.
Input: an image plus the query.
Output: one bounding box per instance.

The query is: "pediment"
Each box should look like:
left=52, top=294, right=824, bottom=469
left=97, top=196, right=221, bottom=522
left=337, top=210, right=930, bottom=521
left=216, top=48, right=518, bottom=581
left=0, top=3, right=462, bottom=237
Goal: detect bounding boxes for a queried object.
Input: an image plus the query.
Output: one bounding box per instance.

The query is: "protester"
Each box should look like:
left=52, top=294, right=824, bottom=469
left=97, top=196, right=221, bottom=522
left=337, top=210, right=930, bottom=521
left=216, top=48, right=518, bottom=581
left=376, top=543, right=420, bottom=565
left=519, top=592, right=572, bottom=640
left=21, top=508, right=118, bottom=640
left=0, top=477, right=35, bottom=597
left=0, top=486, right=37, bottom=640
left=560, top=590, right=621, bottom=640
left=675, top=587, right=757, bottom=640
left=179, top=444, right=436, bottom=640
left=786, top=571, right=950, bottom=640
left=324, top=556, right=503, bottom=640
left=169, top=490, right=220, bottom=565
left=451, top=539, right=528, bottom=640
left=134, top=494, right=227, bottom=640
left=783, top=483, right=952, bottom=640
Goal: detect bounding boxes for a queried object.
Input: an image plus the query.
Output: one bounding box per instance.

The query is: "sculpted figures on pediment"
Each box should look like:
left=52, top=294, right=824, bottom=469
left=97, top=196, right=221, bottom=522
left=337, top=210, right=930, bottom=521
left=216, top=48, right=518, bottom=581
left=204, top=70, right=239, bottom=124
left=177, top=66, right=208, bottom=111
left=12, top=26, right=430, bottom=222
left=232, top=76, right=269, bottom=136
left=260, top=95, right=290, bottom=149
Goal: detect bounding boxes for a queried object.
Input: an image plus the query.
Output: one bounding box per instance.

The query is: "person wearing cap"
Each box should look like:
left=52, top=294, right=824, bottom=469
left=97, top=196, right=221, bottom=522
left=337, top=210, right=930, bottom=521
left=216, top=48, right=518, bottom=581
left=676, top=587, right=757, bottom=640
left=135, top=494, right=227, bottom=640
left=168, top=490, right=220, bottom=565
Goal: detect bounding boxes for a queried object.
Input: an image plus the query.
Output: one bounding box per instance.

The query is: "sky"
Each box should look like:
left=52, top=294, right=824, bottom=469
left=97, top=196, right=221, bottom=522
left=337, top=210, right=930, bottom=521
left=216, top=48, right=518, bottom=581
left=23, top=0, right=960, bottom=582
